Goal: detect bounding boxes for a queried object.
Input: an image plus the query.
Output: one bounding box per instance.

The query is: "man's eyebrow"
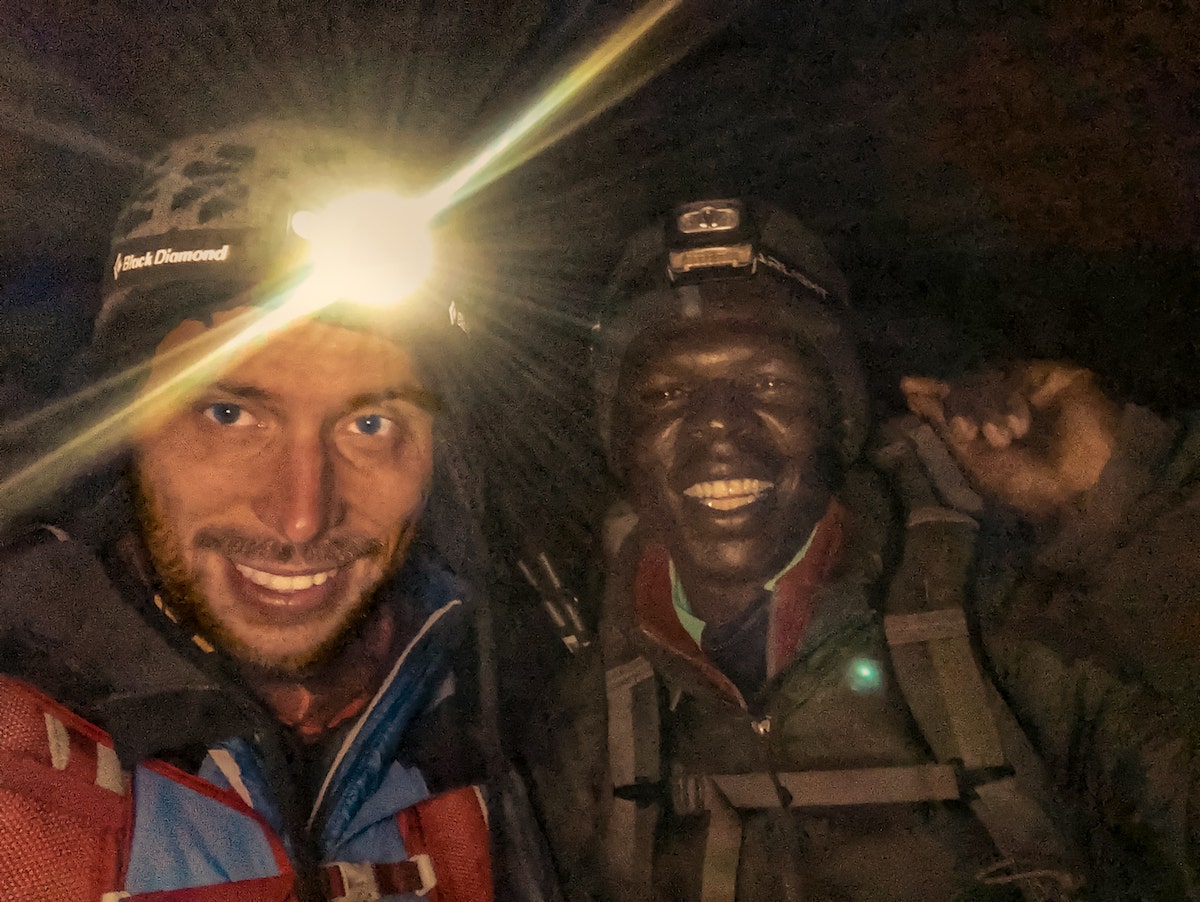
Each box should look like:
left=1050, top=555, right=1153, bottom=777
left=348, top=387, right=443, bottom=414
left=206, top=382, right=276, bottom=403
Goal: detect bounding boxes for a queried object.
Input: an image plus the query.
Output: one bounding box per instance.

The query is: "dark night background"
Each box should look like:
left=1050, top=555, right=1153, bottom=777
left=1, top=0, right=1197, bottom=641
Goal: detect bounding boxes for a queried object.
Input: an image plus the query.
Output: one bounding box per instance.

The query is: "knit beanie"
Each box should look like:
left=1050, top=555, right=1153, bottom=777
left=88, top=118, right=453, bottom=381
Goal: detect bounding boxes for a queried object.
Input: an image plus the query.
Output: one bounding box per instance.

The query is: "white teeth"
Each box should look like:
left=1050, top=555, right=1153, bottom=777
left=702, top=496, right=757, bottom=511
left=682, top=479, right=774, bottom=511
left=235, top=563, right=338, bottom=592
left=683, top=479, right=774, bottom=499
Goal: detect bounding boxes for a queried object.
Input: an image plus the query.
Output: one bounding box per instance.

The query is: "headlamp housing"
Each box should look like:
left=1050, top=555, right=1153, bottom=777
left=665, top=198, right=756, bottom=282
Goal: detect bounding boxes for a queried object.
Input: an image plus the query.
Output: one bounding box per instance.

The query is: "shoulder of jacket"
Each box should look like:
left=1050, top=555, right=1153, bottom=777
left=601, top=500, right=639, bottom=563
left=0, top=522, right=73, bottom=555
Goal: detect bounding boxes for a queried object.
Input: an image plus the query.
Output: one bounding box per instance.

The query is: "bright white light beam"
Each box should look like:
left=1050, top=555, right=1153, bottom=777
left=291, top=190, right=439, bottom=308
left=0, top=285, right=319, bottom=529
left=423, top=0, right=685, bottom=214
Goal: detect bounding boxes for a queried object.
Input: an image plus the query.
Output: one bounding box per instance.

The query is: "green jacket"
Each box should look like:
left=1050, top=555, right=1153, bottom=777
left=526, top=405, right=1200, bottom=902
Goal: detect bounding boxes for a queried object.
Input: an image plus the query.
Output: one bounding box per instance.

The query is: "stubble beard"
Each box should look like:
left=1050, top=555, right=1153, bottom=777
left=133, top=479, right=414, bottom=678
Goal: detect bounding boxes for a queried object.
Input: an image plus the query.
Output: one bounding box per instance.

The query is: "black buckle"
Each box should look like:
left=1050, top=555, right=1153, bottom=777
left=613, top=777, right=665, bottom=808
left=952, top=759, right=1016, bottom=800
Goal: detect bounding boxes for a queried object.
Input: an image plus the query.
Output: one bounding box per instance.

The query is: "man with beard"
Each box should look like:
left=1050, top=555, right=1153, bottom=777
left=0, top=120, right=557, bottom=901
left=527, top=197, right=1200, bottom=901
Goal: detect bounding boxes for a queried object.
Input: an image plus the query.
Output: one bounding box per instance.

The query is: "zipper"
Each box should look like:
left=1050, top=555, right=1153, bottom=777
left=307, top=597, right=463, bottom=833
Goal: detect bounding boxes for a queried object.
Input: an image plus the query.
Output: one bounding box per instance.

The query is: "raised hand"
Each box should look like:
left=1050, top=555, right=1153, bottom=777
left=900, top=361, right=1121, bottom=521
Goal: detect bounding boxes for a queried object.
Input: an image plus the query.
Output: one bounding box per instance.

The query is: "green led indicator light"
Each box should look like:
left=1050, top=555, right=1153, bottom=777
left=847, top=656, right=883, bottom=693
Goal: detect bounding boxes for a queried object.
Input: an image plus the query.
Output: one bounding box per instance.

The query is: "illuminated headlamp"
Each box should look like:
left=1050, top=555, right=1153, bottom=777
left=666, top=199, right=755, bottom=281
left=100, top=187, right=461, bottom=339
left=290, top=190, right=438, bottom=308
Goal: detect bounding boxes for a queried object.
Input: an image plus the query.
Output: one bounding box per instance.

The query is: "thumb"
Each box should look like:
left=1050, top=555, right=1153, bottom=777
left=900, top=375, right=950, bottom=424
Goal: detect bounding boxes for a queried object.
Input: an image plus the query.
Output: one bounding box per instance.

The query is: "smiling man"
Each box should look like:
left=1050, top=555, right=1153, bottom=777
left=134, top=311, right=436, bottom=677
left=593, top=202, right=870, bottom=711
left=615, top=283, right=847, bottom=689
left=0, top=120, right=558, bottom=902
left=527, top=197, right=1200, bottom=902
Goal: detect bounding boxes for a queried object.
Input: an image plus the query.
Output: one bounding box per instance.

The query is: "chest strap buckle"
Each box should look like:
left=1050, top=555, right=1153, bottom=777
left=322, top=854, right=438, bottom=900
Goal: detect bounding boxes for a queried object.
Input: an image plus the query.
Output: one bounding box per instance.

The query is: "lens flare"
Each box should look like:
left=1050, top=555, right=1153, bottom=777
left=0, top=283, right=315, bottom=527
left=424, top=0, right=689, bottom=212
left=846, top=656, right=883, bottom=693
left=0, top=0, right=730, bottom=530
left=292, top=191, right=438, bottom=308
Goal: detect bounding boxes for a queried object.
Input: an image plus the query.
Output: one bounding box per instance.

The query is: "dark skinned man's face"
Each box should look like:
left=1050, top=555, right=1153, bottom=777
left=617, top=316, right=841, bottom=587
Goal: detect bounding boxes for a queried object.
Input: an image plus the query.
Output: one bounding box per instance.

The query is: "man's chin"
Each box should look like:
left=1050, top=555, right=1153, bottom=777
left=143, top=524, right=400, bottom=678
left=207, top=618, right=365, bottom=678
left=193, top=556, right=395, bottom=665
left=167, top=578, right=384, bottom=679
left=672, top=538, right=785, bottom=586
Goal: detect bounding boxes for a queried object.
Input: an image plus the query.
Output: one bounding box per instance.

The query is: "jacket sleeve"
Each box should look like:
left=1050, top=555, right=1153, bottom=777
left=982, top=405, right=1200, bottom=898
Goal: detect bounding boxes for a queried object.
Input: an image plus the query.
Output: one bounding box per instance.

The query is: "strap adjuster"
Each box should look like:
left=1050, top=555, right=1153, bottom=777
left=411, top=853, right=438, bottom=896
left=952, top=759, right=1017, bottom=800
left=322, top=855, right=438, bottom=899
left=614, top=776, right=665, bottom=808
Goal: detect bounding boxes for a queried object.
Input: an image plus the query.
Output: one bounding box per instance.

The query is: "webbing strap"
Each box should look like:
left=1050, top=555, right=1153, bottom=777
left=883, top=520, right=1085, bottom=900
left=207, top=747, right=254, bottom=807
left=605, top=657, right=659, bottom=787
left=699, top=778, right=742, bottom=902
left=885, top=608, right=969, bottom=645
left=885, top=520, right=1005, bottom=770
left=876, top=422, right=1084, bottom=900
left=95, top=743, right=125, bottom=796
left=41, top=711, right=128, bottom=796
left=605, top=656, right=660, bottom=890
left=674, top=764, right=961, bottom=813
left=932, top=634, right=1004, bottom=769
left=322, top=856, right=437, bottom=899
left=43, top=712, right=70, bottom=770
left=908, top=422, right=984, bottom=515
left=970, top=779, right=1084, bottom=900
left=973, top=777, right=1066, bottom=859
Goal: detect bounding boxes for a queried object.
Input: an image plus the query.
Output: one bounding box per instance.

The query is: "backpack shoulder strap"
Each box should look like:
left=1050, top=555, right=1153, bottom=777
left=875, top=418, right=1086, bottom=901
left=599, top=517, right=663, bottom=898
left=603, top=651, right=661, bottom=894
left=0, top=676, right=132, bottom=901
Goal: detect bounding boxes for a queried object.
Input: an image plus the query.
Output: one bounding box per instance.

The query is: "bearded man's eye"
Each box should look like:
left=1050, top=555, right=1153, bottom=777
left=351, top=414, right=392, bottom=436
left=204, top=403, right=255, bottom=427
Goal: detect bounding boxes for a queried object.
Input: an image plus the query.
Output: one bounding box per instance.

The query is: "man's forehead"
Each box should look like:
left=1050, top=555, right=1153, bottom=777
left=150, top=306, right=250, bottom=358
left=143, top=306, right=428, bottom=408
left=151, top=305, right=417, bottom=356
left=631, top=318, right=817, bottom=374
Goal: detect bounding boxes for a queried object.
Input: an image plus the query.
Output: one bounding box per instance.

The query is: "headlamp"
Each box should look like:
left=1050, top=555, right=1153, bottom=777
left=666, top=199, right=755, bottom=281
left=659, top=198, right=838, bottom=305
left=290, top=189, right=438, bottom=309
